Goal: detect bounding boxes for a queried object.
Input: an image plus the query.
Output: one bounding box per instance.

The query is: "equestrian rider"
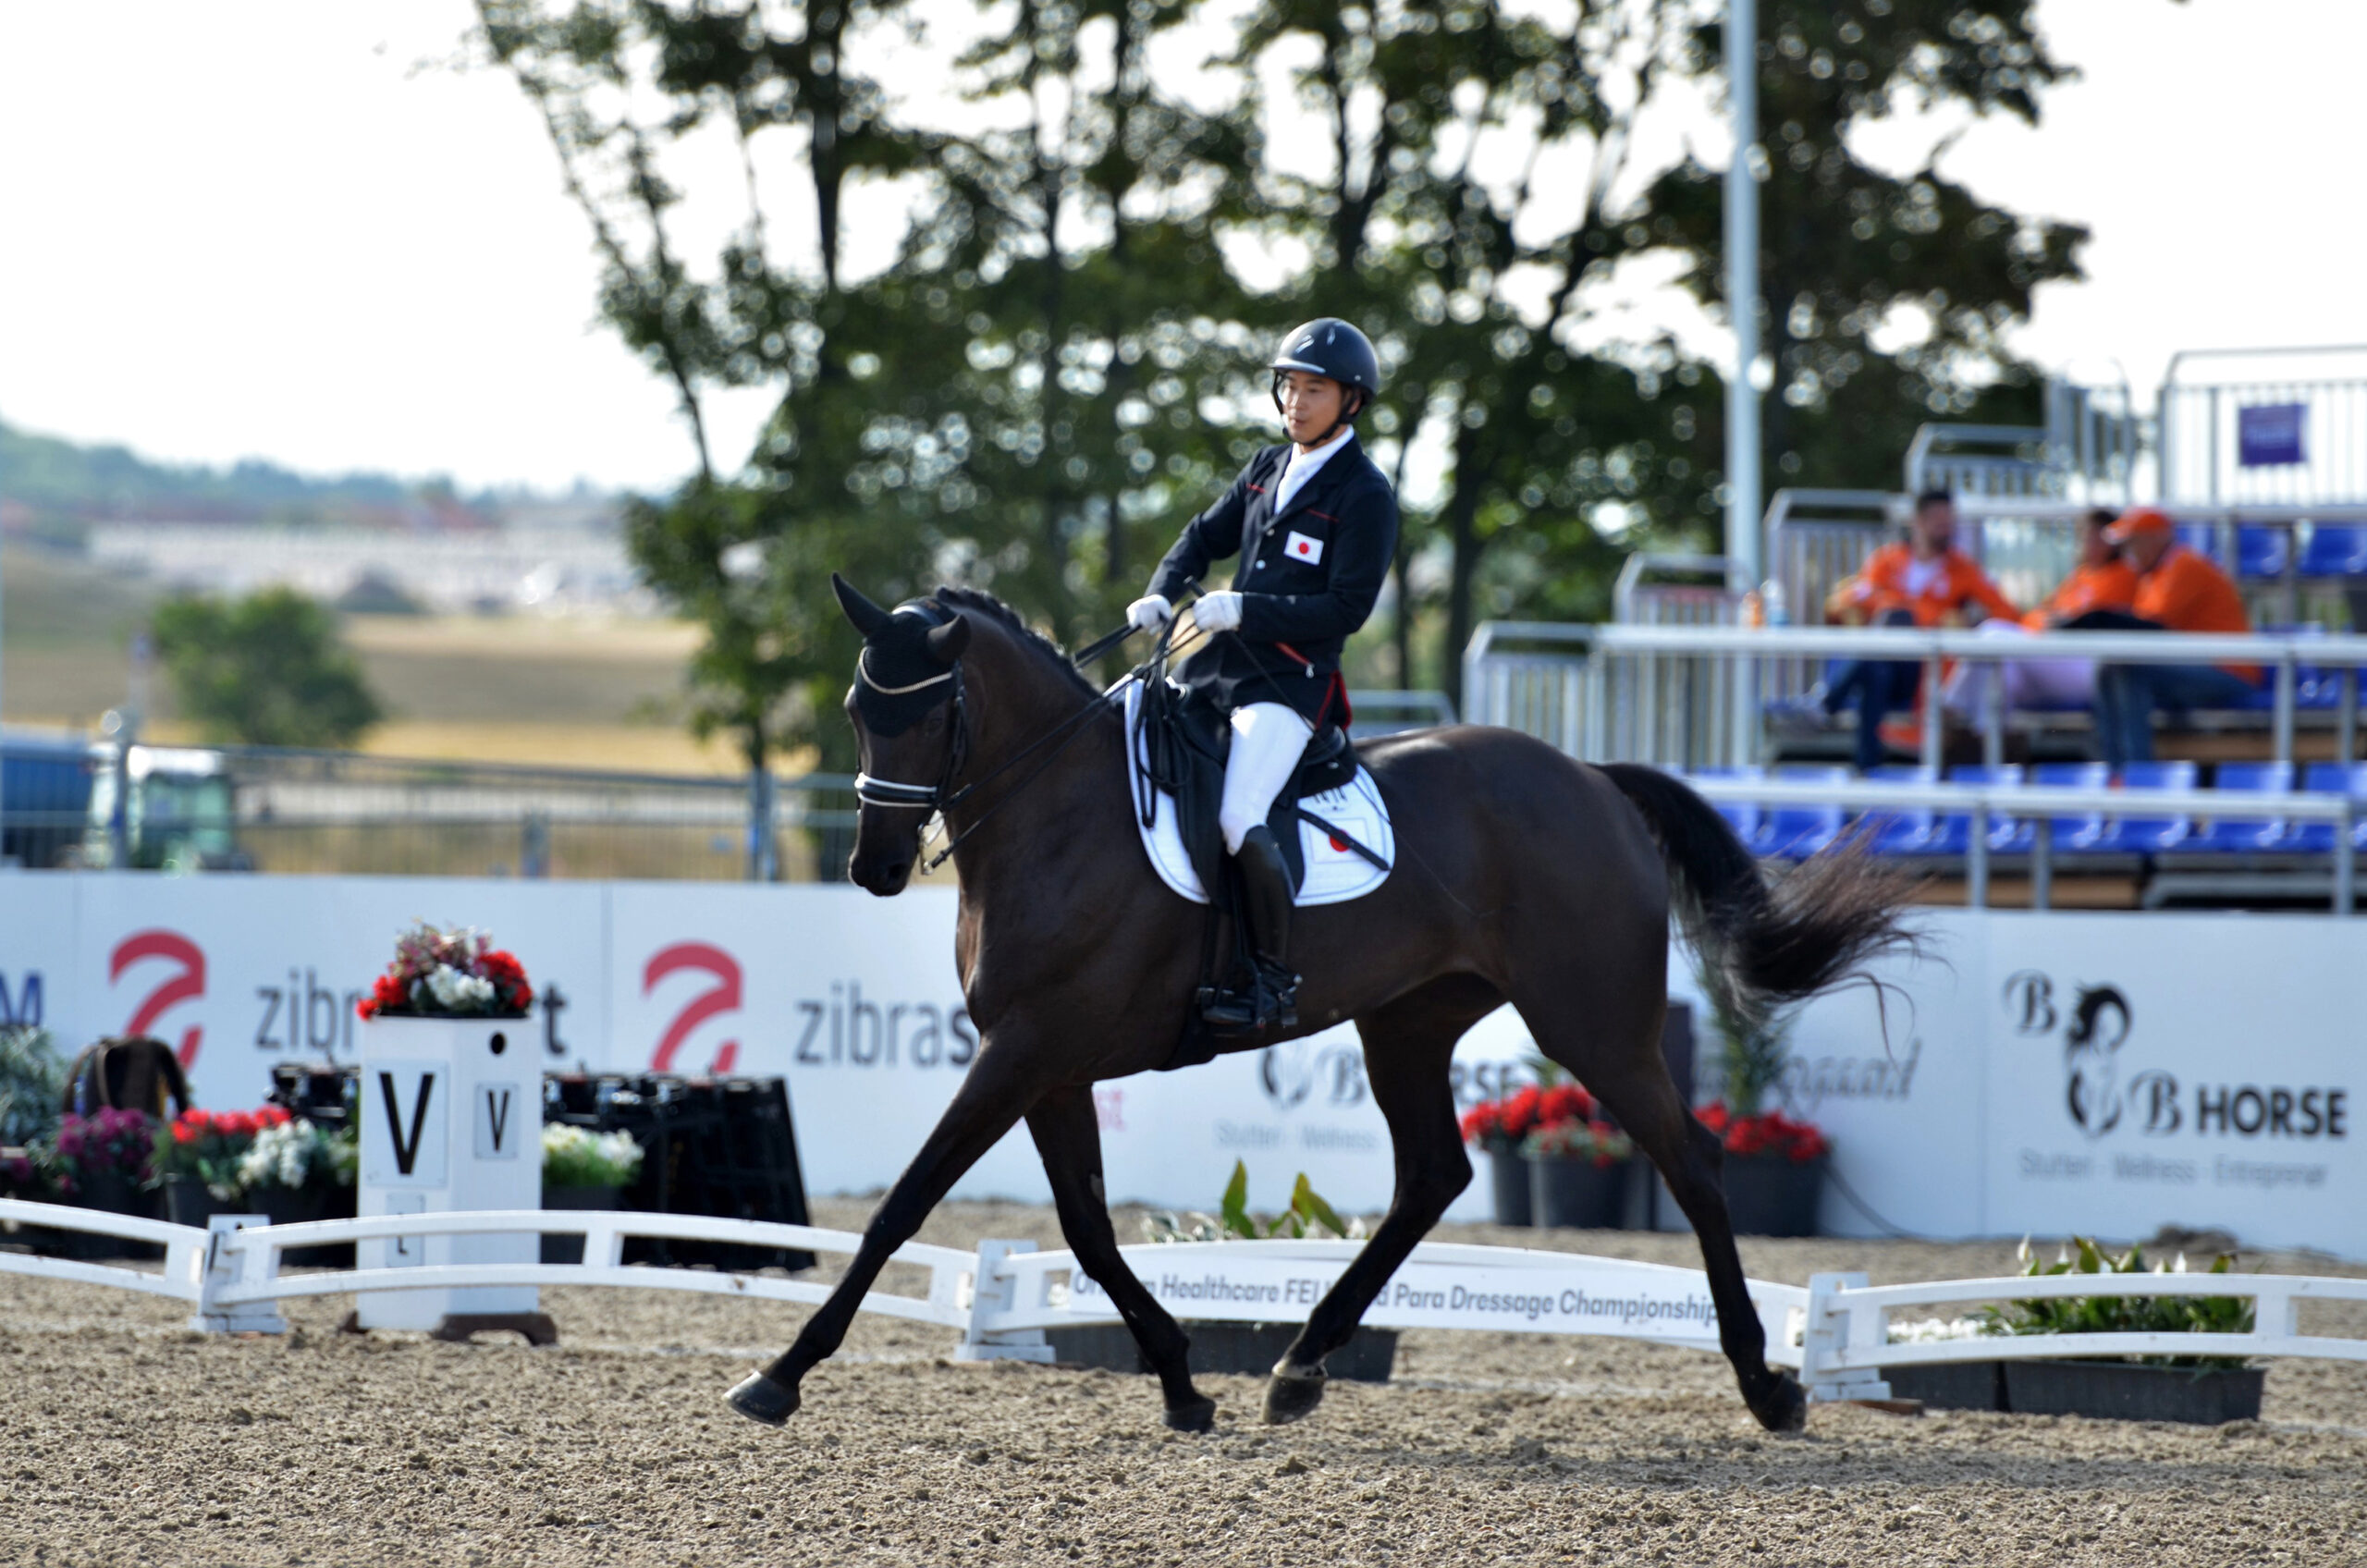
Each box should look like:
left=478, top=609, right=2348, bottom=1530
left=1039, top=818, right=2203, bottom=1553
left=1126, top=319, right=1400, bottom=1033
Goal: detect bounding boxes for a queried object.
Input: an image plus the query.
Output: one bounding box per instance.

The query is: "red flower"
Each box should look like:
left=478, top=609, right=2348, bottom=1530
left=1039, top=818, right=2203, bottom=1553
left=1697, top=1101, right=1827, bottom=1162
left=479, top=950, right=525, bottom=985
left=1498, top=1085, right=1544, bottom=1140
left=1537, top=1083, right=1596, bottom=1129
left=1459, top=1104, right=1503, bottom=1145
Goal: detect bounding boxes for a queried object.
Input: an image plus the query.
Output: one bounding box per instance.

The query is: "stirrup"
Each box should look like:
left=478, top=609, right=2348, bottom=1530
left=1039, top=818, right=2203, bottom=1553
left=1197, top=964, right=1298, bottom=1035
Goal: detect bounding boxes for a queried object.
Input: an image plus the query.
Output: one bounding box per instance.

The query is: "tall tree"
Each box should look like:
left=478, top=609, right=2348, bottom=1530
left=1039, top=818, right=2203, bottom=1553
left=1646, top=0, right=2089, bottom=492
left=151, top=589, right=383, bottom=749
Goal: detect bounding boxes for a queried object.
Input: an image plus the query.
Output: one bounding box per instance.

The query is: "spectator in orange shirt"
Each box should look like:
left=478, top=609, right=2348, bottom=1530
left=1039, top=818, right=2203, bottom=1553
left=1944, top=508, right=2139, bottom=720
left=2087, top=507, right=2261, bottom=768
left=1818, top=490, right=2020, bottom=769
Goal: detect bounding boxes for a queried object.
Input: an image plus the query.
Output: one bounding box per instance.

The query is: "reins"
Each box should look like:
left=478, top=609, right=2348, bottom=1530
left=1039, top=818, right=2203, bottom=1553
left=856, top=599, right=1207, bottom=875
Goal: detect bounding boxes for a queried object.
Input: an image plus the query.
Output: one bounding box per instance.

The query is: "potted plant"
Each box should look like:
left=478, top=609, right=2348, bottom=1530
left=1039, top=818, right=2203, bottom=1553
left=153, top=1109, right=263, bottom=1227
left=1987, top=1238, right=2263, bottom=1424
left=238, top=1110, right=360, bottom=1265
left=1699, top=992, right=1828, bottom=1236
left=541, top=1123, right=644, bottom=1264
left=1522, top=1089, right=1636, bottom=1231
left=1459, top=1084, right=1548, bottom=1227
left=0, top=1025, right=67, bottom=1150
left=33, top=1109, right=161, bottom=1257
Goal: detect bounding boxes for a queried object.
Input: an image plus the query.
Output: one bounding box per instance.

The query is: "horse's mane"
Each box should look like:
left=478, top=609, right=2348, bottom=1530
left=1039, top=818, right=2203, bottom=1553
left=931, top=586, right=1103, bottom=703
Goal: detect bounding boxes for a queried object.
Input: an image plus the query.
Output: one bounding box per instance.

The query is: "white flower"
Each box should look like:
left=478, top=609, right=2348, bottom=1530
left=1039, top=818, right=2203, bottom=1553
left=424, top=964, right=497, bottom=1012
left=236, top=1120, right=324, bottom=1194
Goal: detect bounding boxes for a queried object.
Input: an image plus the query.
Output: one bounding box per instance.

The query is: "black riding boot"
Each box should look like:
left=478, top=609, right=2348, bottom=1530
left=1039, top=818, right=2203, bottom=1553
left=1201, top=826, right=1299, bottom=1034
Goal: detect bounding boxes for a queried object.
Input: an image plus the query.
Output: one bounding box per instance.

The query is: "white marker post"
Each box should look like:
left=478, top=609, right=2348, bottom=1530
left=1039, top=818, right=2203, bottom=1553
left=356, top=1014, right=552, bottom=1342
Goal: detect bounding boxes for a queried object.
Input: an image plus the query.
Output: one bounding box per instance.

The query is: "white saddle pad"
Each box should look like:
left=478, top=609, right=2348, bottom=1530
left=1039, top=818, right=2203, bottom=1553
left=1122, top=681, right=1394, bottom=907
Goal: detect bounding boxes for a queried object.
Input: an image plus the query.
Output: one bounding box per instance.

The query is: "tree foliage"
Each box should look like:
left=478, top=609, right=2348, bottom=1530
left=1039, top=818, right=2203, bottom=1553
left=479, top=0, right=2098, bottom=738
left=151, top=588, right=383, bottom=749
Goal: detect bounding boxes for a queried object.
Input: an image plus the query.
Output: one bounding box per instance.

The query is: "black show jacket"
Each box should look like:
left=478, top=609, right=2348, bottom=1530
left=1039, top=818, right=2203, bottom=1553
left=1147, top=436, right=1399, bottom=724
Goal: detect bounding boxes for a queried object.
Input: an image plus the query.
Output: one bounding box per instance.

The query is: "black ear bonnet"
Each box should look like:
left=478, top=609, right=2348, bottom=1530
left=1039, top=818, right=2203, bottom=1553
left=853, top=599, right=963, bottom=737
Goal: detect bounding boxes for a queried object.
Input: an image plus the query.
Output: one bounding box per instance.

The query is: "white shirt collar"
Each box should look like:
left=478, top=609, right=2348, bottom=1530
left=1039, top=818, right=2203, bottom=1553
left=1276, top=430, right=1355, bottom=511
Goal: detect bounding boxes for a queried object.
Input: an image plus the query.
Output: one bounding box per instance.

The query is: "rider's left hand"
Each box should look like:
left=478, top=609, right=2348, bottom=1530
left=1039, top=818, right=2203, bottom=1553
left=1196, top=591, right=1245, bottom=632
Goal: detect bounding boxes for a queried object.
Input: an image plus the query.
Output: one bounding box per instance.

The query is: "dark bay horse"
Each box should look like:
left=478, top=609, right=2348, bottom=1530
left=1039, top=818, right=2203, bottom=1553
left=727, top=578, right=1912, bottom=1435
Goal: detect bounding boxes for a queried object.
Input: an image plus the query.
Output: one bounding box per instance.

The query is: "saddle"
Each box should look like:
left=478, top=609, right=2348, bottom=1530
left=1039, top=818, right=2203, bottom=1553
left=1133, top=677, right=1362, bottom=902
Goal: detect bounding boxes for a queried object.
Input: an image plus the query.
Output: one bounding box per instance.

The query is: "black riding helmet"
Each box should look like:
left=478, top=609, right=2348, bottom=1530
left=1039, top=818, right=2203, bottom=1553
left=1269, top=319, right=1381, bottom=434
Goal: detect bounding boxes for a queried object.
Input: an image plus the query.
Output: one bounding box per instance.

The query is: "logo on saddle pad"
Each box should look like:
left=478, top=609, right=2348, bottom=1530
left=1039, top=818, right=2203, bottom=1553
left=1284, top=531, right=1323, bottom=564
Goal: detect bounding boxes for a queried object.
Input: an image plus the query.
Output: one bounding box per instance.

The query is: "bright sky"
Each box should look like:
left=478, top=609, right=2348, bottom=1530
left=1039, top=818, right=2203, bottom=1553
left=0, top=0, right=2361, bottom=496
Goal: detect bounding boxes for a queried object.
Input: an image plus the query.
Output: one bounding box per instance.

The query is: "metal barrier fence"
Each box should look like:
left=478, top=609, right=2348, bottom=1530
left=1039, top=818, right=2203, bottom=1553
left=2159, top=346, right=2367, bottom=508
left=14, top=1202, right=2365, bottom=1413
left=1465, top=622, right=2367, bottom=777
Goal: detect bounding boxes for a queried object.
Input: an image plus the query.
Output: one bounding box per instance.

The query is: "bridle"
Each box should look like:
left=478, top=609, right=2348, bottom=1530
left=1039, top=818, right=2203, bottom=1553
left=849, top=600, right=1203, bottom=874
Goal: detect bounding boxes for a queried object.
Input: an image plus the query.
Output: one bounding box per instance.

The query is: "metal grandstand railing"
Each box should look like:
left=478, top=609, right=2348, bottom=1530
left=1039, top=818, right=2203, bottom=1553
left=2159, top=345, right=2367, bottom=508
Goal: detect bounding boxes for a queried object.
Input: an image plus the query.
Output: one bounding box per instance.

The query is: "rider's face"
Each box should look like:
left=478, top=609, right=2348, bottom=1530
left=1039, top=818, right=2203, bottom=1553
left=1280, top=371, right=1349, bottom=447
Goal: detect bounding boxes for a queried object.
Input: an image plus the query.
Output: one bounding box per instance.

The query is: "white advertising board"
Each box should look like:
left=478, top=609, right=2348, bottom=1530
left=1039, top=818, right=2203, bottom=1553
left=3, top=871, right=2361, bottom=1256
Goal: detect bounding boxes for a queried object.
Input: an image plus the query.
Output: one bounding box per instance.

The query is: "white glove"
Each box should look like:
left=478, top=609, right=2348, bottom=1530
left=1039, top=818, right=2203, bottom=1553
left=1126, top=594, right=1172, bottom=632
left=1196, top=591, right=1245, bottom=632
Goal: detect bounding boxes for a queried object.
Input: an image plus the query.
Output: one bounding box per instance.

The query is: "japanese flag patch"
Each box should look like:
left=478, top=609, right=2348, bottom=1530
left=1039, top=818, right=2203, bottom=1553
left=1284, top=531, right=1324, bottom=565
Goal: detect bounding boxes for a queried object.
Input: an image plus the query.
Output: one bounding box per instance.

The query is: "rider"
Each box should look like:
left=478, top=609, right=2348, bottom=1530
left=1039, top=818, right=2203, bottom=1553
left=1125, top=318, right=1400, bottom=1034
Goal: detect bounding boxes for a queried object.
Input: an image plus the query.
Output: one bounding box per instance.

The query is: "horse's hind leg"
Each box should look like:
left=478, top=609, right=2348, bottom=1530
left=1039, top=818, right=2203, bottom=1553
left=1264, top=977, right=1499, bottom=1426
left=726, top=1042, right=1038, bottom=1427
left=1522, top=998, right=1808, bottom=1434
left=1025, top=1085, right=1216, bottom=1432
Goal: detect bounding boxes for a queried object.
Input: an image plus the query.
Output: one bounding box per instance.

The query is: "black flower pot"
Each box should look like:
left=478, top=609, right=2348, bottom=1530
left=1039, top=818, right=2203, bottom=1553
left=1485, top=1145, right=1533, bottom=1227
left=1722, top=1153, right=1825, bottom=1237
left=165, top=1175, right=235, bottom=1230
left=1527, top=1156, right=1631, bottom=1231
left=50, top=1171, right=161, bottom=1259
left=259, top=1182, right=353, bottom=1268
left=542, top=1184, right=623, bottom=1264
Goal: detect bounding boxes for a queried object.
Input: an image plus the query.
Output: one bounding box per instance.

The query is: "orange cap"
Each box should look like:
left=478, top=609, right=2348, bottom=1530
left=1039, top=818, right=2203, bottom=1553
left=2104, top=506, right=2176, bottom=544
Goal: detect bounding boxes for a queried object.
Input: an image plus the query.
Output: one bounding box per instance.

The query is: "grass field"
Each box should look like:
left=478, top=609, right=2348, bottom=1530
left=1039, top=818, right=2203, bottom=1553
left=1, top=545, right=751, bottom=774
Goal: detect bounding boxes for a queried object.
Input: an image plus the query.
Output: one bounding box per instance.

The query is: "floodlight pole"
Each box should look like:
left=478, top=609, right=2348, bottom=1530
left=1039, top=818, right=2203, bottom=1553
left=1723, top=0, right=1762, bottom=589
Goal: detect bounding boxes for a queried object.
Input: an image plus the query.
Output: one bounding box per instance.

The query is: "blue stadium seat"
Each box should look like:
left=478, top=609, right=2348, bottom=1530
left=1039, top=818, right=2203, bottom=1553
left=2301, top=525, right=2367, bottom=579
left=2086, top=760, right=2199, bottom=853
left=1748, top=766, right=1849, bottom=859
left=2189, top=762, right=2293, bottom=852
left=1929, top=764, right=2025, bottom=854
left=1693, top=766, right=1764, bottom=845
left=1863, top=765, right=1937, bottom=853
left=2024, top=761, right=2113, bottom=851
left=2287, top=763, right=2367, bottom=852
left=2237, top=525, right=2291, bottom=579
left=2176, top=523, right=2221, bottom=562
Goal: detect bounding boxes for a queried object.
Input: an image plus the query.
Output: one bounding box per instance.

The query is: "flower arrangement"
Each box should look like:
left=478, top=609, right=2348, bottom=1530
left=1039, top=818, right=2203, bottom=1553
left=153, top=1108, right=357, bottom=1202
left=1697, top=1101, right=1828, bottom=1162
left=40, top=1109, right=158, bottom=1197
left=236, top=1116, right=355, bottom=1195
left=542, top=1123, right=644, bottom=1190
left=1521, top=1115, right=1635, bottom=1168
left=1459, top=1082, right=1601, bottom=1152
left=1985, top=1237, right=2252, bottom=1370
left=356, top=923, right=534, bottom=1021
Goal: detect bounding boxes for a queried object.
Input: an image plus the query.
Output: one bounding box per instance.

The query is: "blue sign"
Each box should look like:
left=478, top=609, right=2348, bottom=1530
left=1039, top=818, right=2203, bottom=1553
left=2238, top=403, right=2306, bottom=468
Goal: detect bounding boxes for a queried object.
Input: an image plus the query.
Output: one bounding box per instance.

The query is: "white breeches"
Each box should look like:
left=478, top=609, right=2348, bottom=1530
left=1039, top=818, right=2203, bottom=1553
left=1942, top=620, right=2097, bottom=718
left=1220, top=702, right=1315, bottom=855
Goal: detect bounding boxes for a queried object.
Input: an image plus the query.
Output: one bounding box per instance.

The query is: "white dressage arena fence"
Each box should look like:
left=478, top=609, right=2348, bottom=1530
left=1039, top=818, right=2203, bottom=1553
left=7, top=1198, right=2365, bottom=1408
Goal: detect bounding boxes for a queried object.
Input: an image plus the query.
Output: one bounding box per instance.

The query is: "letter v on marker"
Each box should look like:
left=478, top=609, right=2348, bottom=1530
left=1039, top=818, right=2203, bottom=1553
left=380, top=1071, right=435, bottom=1177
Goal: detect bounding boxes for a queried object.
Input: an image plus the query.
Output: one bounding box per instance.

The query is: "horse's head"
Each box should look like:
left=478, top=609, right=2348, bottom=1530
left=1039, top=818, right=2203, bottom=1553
left=834, top=573, right=972, bottom=895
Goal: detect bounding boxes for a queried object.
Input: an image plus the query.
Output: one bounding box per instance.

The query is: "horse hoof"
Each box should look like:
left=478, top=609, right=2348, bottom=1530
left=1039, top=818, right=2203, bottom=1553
left=1261, top=1368, right=1327, bottom=1427
left=726, top=1371, right=800, bottom=1428
left=1163, top=1396, right=1218, bottom=1434
left=1749, top=1372, right=1809, bottom=1433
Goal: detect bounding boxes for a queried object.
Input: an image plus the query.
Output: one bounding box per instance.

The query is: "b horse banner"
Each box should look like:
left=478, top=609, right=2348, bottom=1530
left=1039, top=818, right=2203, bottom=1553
left=2, top=871, right=2363, bottom=1256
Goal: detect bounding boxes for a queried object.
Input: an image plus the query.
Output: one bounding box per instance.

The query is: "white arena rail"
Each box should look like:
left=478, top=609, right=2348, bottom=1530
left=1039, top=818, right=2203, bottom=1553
left=9, top=1200, right=2365, bottom=1413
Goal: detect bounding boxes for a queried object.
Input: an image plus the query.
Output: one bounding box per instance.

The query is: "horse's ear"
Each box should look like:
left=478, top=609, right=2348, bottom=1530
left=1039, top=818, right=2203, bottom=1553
left=832, top=573, right=890, bottom=636
left=926, top=615, right=971, bottom=665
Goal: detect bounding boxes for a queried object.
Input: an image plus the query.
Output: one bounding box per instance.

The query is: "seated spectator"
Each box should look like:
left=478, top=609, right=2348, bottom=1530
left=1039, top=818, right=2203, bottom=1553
left=2083, top=507, right=2262, bottom=769
left=1817, top=489, right=2020, bottom=770
left=1943, top=508, right=2139, bottom=720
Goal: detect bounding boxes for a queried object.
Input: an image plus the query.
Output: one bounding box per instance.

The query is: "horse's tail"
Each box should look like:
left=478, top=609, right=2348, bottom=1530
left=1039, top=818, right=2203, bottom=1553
left=1600, top=762, right=1918, bottom=1031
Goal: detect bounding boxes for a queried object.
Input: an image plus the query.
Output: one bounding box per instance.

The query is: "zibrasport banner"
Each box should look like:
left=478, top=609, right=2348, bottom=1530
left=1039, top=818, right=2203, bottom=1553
left=2, top=874, right=2360, bottom=1253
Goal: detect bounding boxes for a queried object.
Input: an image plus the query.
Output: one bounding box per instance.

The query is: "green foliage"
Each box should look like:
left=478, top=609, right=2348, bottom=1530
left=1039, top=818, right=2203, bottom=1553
left=1703, top=985, right=1793, bottom=1118
left=151, top=587, right=383, bottom=749
left=1144, top=1160, right=1359, bottom=1243
left=1520, top=1120, right=1635, bottom=1165
left=478, top=0, right=2110, bottom=729
left=1986, top=1237, right=2254, bottom=1371
left=0, top=1028, right=66, bottom=1148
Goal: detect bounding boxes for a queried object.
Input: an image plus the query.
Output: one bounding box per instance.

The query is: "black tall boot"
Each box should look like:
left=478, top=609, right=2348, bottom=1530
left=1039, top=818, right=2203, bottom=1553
left=1201, top=826, right=1299, bottom=1034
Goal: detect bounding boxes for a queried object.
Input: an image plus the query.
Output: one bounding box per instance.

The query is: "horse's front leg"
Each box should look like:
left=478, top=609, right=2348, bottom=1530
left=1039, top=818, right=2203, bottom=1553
left=1265, top=989, right=1481, bottom=1425
left=1025, top=1084, right=1217, bottom=1432
left=727, top=1044, right=1037, bottom=1428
